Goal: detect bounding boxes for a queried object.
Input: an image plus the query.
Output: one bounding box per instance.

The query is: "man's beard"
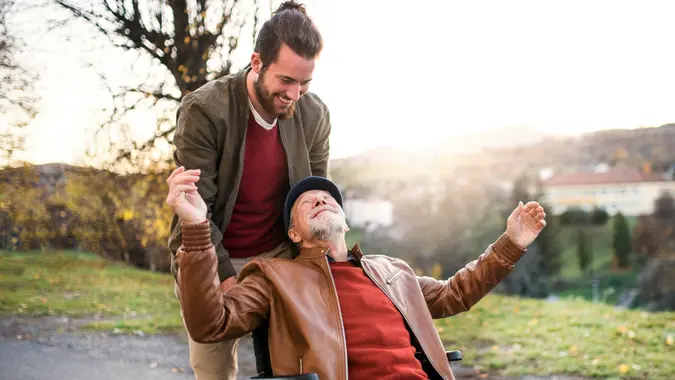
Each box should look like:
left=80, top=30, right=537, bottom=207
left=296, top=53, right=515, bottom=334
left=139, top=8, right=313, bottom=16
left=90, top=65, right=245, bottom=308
left=309, top=211, right=346, bottom=241
left=253, top=69, right=296, bottom=120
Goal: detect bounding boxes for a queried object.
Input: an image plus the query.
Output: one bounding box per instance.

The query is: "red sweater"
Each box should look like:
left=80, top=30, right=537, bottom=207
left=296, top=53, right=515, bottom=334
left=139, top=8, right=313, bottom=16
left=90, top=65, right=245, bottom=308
left=329, top=261, right=427, bottom=380
left=221, top=113, right=289, bottom=258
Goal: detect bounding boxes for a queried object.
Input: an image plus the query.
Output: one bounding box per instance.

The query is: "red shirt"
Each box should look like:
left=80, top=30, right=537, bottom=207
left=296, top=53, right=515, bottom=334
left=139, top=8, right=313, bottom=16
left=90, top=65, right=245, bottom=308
left=329, top=261, right=427, bottom=380
left=221, top=113, right=289, bottom=258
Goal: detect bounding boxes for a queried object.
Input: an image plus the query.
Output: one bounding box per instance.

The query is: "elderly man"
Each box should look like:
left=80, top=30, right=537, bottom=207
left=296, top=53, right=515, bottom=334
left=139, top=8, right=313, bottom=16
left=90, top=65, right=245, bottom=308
left=167, top=168, right=547, bottom=380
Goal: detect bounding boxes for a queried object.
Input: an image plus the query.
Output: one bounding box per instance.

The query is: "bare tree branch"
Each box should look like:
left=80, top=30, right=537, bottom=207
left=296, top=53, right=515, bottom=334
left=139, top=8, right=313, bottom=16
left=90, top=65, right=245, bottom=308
left=125, top=88, right=180, bottom=102
left=47, top=0, right=267, bottom=170
left=1, top=0, right=38, bottom=166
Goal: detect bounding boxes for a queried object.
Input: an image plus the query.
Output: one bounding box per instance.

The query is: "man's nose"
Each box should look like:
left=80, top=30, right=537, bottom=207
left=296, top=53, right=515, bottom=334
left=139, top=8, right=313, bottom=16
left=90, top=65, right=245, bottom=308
left=313, top=198, right=327, bottom=207
left=286, top=85, right=301, bottom=101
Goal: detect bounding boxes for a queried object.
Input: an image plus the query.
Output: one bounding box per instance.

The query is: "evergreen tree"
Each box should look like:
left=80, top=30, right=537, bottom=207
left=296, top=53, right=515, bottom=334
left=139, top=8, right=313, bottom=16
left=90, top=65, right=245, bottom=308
left=613, top=212, right=632, bottom=268
left=577, top=228, right=592, bottom=274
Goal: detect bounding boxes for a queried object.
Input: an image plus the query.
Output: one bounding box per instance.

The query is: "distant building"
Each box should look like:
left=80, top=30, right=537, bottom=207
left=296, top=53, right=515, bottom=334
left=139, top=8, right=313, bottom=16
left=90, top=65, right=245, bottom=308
left=540, top=169, right=675, bottom=216
left=343, top=198, right=393, bottom=230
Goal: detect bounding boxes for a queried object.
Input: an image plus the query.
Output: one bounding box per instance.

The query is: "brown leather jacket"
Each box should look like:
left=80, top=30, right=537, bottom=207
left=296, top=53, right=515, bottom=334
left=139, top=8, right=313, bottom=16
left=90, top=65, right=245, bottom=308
left=177, top=221, right=527, bottom=380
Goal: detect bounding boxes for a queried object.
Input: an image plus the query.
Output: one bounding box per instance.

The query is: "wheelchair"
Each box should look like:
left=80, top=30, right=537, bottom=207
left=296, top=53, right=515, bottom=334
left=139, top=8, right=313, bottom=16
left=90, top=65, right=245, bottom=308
left=249, top=321, right=463, bottom=380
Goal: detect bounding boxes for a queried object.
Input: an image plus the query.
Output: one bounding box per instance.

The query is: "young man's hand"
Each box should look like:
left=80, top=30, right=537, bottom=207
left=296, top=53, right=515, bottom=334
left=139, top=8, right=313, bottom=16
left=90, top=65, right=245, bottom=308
left=166, top=166, right=207, bottom=224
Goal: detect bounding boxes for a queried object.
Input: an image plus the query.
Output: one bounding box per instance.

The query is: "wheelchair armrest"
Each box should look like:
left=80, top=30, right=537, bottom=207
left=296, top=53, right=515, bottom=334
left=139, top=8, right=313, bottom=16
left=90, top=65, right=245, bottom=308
left=415, top=350, right=463, bottom=363
left=446, top=350, right=462, bottom=361
left=250, top=374, right=319, bottom=380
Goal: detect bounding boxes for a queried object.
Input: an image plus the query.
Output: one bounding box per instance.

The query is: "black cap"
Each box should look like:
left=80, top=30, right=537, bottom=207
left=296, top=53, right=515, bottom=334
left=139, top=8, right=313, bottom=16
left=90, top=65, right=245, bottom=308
left=283, top=176, right=343, bottom=230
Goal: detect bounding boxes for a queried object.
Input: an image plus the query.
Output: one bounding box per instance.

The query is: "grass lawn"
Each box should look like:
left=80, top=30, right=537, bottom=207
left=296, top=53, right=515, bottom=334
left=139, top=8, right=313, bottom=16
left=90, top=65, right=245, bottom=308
left=0, top=250, right=183, bottom=334
left=2, top=250, right=674, bottom=379
left=437, top=295, right=675, bottom=379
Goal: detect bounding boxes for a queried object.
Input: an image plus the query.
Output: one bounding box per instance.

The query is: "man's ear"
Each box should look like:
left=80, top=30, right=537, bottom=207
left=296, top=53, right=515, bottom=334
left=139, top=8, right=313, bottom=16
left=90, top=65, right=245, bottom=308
left=250, top=53, right=263, bottom=74
left=344, top=222, right=350, bottom=233
left=287, top=228, right=302, bottom=244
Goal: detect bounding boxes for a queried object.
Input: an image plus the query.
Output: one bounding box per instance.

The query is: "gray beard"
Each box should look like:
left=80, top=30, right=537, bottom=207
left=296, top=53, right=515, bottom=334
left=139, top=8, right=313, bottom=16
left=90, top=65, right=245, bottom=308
left=309, top=215, right=344, bottom=241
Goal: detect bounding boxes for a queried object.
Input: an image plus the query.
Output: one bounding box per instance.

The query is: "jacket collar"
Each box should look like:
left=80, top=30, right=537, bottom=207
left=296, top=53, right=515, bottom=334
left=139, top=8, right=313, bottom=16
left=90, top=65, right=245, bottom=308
left=297, top=242, right=364, bottom=261
left=234, top=65, right=252, bottom=113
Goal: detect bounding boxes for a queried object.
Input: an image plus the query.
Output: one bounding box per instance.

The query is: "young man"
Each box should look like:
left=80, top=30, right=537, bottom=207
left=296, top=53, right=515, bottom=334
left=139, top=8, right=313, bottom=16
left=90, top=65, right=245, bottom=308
left=167, top=169, right=548, bottom=380
left=167, top=2, right=330, bottom=379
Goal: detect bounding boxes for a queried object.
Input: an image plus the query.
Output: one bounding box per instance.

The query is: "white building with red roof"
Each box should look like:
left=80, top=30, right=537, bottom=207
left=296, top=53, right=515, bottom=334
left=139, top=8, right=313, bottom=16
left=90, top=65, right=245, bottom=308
left=540, top=169, right=675, bottom=216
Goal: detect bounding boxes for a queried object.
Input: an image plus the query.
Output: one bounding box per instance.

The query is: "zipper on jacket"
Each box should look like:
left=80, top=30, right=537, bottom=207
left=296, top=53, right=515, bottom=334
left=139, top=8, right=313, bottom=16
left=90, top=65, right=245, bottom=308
left=324, top=256, right=349, bottom=380
left=385, top=269, right=403, bottom=284
left=299, top=357, right=303, bottom=374
left=361, top=262, right=446, bottom=379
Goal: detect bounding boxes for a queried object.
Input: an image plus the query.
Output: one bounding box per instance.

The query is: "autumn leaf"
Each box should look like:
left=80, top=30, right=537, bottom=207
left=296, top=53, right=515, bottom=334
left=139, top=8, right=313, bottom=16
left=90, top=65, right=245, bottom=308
left=122, top=210, right=134, bottom=221
left=619, top=364, right=629, bottom=374
left=568, top=345, right=577, bottom=355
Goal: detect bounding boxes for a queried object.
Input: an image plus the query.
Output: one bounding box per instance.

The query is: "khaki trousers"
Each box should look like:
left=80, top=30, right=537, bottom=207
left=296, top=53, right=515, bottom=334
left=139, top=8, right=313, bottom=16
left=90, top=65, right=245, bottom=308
left=177, top=241, right=293, bottom=380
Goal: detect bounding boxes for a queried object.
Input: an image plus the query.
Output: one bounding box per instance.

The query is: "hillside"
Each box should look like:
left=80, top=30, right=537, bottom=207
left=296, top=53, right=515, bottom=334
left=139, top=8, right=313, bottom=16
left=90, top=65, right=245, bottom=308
left=331, top=123, right=675, bottom=188
left=5, top=124, right=674, bottom=191
left=451, top=123, right=675, bottom=180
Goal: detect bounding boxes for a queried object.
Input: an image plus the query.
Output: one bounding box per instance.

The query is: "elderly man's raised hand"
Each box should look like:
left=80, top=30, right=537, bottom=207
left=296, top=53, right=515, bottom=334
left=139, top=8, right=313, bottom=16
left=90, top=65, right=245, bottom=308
left=505, top=201, right=547, bottom=248
left=166, top=166, right=207, bottom=224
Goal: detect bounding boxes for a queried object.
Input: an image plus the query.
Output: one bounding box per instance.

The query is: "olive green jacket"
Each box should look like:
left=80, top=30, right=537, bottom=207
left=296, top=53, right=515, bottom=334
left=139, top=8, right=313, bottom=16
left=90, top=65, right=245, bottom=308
left=168, top=66, right=331, bottom=281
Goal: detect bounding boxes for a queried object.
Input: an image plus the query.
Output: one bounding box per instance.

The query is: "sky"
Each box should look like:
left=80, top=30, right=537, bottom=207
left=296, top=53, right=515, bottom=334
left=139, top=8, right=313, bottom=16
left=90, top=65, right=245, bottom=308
left=6, top=0, right=675, bottom=166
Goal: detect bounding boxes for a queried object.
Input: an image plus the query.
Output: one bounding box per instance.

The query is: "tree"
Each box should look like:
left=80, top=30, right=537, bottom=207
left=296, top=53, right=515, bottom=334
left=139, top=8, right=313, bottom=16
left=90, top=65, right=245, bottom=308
left=654, top=191, right=675, bottom=221
left=560, top=207, right=589, bottom=225
left=634, top=192, right=675, bottom=311
left=529, top=177, right=562, bottom=277
left=577, top=228, right=591, bottom=275
left=0, top=0, right=37, bottom=166
left=613, top=212, right=632, bottom=268
left=497, top=242, right=550, bottom=298
left=496, top=175, right=562, bottom=298
left=534, top=200, right=562, bottom=277
left=633, top=192, right=675, bottom=261
left=589, top=207, right=609, bottom=225
left=50, top=0, right=271, bottom=168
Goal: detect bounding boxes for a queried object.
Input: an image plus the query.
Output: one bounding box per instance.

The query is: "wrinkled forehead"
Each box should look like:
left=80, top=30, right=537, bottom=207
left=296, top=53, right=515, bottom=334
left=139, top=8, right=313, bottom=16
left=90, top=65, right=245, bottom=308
left=293, top=189, right=333, bottom=210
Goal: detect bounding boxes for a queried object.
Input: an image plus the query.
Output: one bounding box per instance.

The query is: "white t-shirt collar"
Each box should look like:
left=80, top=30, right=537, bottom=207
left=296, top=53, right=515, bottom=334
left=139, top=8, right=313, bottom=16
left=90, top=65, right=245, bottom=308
left=248, top=98, right=277, bottom=130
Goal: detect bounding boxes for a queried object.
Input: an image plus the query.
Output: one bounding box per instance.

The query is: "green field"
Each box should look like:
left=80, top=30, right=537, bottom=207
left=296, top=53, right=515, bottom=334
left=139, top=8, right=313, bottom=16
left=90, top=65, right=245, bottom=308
left=554, top=217, right=640, bottom=305
left=0, top=250, right=183, bottom=334
left=1, top=250, right=673, bottom=379
left=436, top=294, right=674, bottom=379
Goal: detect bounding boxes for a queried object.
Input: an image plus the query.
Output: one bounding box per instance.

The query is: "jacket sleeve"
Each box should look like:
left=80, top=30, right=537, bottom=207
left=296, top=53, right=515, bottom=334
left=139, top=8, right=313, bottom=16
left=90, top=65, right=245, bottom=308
left=168, top=96, right=236, bottom=282
left=309, top=107, right=331, bottom=179
left=176, top=221, right=272, bottom=343
left=417, top=234, right=526, bottom=319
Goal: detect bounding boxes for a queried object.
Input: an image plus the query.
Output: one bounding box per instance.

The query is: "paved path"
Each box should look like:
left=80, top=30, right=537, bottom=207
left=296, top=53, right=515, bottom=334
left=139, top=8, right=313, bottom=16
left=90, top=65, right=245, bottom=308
left=0, top=316, right=586, bottom=380
left=0, top=316, right=257, bottom=380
